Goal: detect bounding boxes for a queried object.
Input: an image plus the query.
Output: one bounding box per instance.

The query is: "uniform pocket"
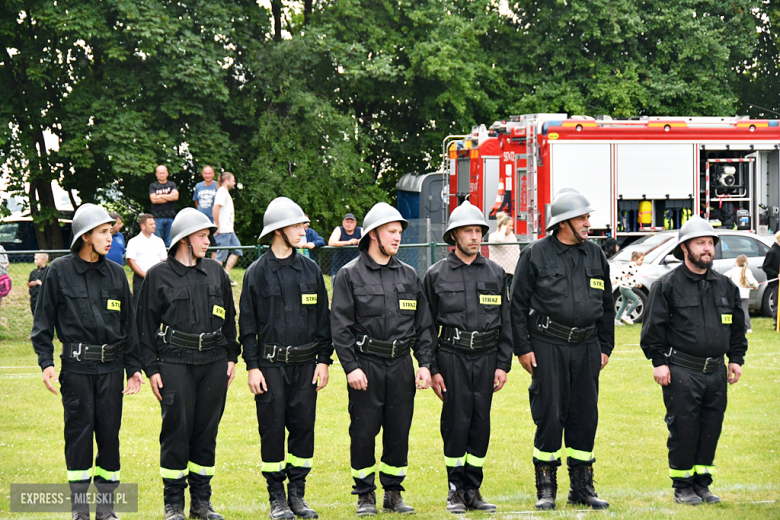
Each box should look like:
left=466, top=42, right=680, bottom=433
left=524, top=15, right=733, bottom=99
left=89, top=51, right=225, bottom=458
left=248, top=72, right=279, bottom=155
left=585, top=267, right=606, bottom=299
left=477, top=281, right=502, bottom=312
left=354, top=285, right=384, bottom=318
left=528, top=379, right=543, bottom=426
left=434, top=282, right=466, bottom=314
left=62, top=286, right=89, bottom=317
left=208, top=284, right=226, bottom=328
left=396, top=284, right=417, bottom=316
left=101, top=287, right=124, bottom=326
left=536, top=267, right=566, bottom=302
left=299, top=281, right=319, bottom=308
left=671, top=294, right=700, bottom=328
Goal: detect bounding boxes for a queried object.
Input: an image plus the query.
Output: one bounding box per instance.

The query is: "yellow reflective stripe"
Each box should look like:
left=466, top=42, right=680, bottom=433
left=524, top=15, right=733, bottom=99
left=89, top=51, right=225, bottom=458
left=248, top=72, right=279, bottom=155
left=93, top=466, right=120, bottom=482
left=566, top=447, right=594, bottom=462
left=262, top=461, right=286, bottom=473
left=533, top=448, right=562, bottom=462
left=465, top=453, right=485, bottom=468
left=694, top=465, right=714, bottom=475
left=286, top=454, right=313, bottom=469
left=67, top=469, right=93, bottom=482
left=444, top=455, right=466, bottom=467
left=160, top=467, right=189, bottom=479
left=188, top=461, right=215, bottom=476
left=379, top=462, right=407, bottom=477
left=351, top=464, right=377, bottom=479
left=669, top=468, right=694, bottom=479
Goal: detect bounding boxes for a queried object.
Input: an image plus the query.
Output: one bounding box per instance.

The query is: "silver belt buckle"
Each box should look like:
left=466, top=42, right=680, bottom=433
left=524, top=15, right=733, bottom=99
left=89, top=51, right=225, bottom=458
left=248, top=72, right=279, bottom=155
left=158, top=325, right=170, bottom=344
left=198, top=333, right=205, bottom=351
left=356, top=335, right=367, bottom=352
left=101, top=344, right=109, bottom=362
left=704, top=357, right=715, bottom=373
left=469, top=331, right=477, bottom=349
left=285, top=346, right=292, bottom=363
left=452, top=328, right=461, bottom=342
left=266, top=345, right=277, bottom=360
left=391, top=340, right=398, bottom=358
left=540, top=315, right=550, bottom=330
left=568, top=328, right=575, bottom=342
left=73, top=343, right=82, bottom=362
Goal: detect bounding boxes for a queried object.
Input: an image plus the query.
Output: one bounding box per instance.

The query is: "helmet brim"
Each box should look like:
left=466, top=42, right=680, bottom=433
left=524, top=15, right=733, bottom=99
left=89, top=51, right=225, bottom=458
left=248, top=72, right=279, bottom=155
left=443, top=222, right=490, bottom=246
left=672, top=234, right=720, bottom=260
left=257, top=216, right=311, bottom=244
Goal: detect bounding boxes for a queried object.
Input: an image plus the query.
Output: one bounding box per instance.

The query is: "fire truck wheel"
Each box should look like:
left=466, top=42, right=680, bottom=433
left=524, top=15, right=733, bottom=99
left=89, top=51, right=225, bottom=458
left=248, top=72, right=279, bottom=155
left=761, top=286, right=777, bottom=318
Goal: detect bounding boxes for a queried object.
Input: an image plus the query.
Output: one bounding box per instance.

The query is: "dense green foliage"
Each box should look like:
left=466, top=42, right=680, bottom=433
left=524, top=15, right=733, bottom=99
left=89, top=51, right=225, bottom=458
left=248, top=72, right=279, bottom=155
left=1, top=0, right=776, bottom=246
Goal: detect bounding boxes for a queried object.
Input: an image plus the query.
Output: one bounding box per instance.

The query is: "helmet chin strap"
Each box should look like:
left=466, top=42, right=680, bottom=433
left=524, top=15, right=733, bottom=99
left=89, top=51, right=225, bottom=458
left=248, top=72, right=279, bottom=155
left=186, top=237, right=193, bottom=266
left=566, top=220, right=585, bottom=244
left=374, top=231, right=390, bottom=257
left=280, top=230, right=295, bottom=251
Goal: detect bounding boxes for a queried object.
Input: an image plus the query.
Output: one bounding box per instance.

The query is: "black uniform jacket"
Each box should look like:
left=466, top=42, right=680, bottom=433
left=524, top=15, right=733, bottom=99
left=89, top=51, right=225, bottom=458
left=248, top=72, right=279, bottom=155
left=510, top=233, right=615, bottom=357
left=762, top=242, right=780, bottom=289
left=137, top=256, right=240, bottom=378
left=31, top=254, right=141, bottom=377
left=640, top=263, right=748, bottom=367
left=422, top=252, right=513, bottom=375
left=331, top=251, right=436, bottom=375
left=239, top=249, right=333, bottom=370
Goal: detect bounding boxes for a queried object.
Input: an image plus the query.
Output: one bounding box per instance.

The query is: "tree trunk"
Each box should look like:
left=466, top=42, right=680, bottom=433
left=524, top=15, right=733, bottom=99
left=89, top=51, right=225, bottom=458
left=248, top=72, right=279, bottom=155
left=304, top=0, right=313, bottom=26
left=29, top=129, right=65, bottom=250
left=272, top=0, right=283, bottom=42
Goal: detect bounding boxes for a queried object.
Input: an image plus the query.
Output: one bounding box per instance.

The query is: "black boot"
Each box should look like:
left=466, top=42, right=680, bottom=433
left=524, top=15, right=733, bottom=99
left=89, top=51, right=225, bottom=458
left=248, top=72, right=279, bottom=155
left=269, top=483, right=295, bottom=520
left=383, top=490, right=414, bottom=514
left=96, top=511, right=120, bottom=520
left=288, top=482, right=318, bottom=519
left=70, top=481, right=91, bottom=520
left=693, top=483, right=720, bottom=504
left=72, top=512, right=90, bottom=520
left=674, top=487, right=703, bottom=505
left=534, top=465, right=557, bottom=510
left=356, top=491, right=377, bottom=517
left=464, top=489, right=496, bottom=513
left=567, top=465, right=609, bottom=510
left=190, top=484, right=224, bottom=520
left=164, top=483, right=187, bottom=520
left=95, top=481, right=120, bottom=520
left=446, top=488, right=466, bottom=514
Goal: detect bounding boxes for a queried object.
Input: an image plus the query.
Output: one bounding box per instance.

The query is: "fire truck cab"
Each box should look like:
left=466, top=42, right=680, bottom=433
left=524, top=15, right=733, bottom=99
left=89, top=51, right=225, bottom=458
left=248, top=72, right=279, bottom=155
left=445, top=114, right=780, bottom=241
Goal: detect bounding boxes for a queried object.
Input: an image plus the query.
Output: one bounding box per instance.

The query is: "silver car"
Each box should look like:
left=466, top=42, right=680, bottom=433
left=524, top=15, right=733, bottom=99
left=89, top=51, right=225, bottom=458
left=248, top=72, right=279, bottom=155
left=608, top=231, right=777, bottom=323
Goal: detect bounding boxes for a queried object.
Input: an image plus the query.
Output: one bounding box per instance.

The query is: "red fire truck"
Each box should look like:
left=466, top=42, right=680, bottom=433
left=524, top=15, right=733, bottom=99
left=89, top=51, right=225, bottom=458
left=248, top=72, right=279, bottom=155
left=445, top=114, right=780, bottom=241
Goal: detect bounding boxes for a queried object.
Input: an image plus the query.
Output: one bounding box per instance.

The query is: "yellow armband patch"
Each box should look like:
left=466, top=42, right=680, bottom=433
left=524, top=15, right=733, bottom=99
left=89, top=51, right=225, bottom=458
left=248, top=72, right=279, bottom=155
left=107, top=300, right=121, bottom=311
left=213, top=305, right=226, bottom=319
left=399, top=300, right=417, bottom=310
left=302, top=294, right=317, bottom=305
left=590, top=279, right=605, bottom=290
left=721, top=314, right=732, bottom=324
left=479, top=294, right=501, bottom=305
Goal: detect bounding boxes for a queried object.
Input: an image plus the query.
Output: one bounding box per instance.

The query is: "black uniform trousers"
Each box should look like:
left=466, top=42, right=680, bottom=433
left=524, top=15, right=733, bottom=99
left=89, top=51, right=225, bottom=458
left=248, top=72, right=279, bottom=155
left=132, top=273, right=144, bottom=310
left=349, top=355, right=416, bottom=494
left=529, top=336, right=601, bottom=468
left=256, top=363, right=318, bottom=489
left=662, top=363, right=727, bottom=488
left=159, top=359, right=228, bottom=497
left=439, top=349, right=496, bottom=491
left=61, top=370, right=124, bottom=514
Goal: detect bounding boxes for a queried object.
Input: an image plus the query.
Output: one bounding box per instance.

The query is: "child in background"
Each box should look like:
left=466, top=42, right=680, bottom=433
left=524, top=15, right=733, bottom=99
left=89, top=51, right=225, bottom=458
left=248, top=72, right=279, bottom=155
left=28, top=253, right=49, bottom=315
left=724, top=254, right=759, bottom=333
left=615, top=251, right=644, bottom=325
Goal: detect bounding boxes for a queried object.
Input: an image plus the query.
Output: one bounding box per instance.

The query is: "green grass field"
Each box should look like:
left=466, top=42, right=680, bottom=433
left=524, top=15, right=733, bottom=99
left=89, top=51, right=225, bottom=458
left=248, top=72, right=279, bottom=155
left=0, top=261, right=778, bottom=519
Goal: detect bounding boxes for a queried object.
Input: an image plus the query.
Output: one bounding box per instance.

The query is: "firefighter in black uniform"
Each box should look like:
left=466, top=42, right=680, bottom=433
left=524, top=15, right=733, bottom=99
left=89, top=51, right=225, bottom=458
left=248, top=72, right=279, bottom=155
left=137, top=208, right=240, bottom=520
left=423, top=201, right=513, bottom=514
left=31, top=203, right=143, bottom=520
left=510, top=190, right=613, bottom=511
left=331, top=202, right=436, bottom=516
left=240, top=197, right=332, bottom=520
left=640, top=216, right=747, bottom=505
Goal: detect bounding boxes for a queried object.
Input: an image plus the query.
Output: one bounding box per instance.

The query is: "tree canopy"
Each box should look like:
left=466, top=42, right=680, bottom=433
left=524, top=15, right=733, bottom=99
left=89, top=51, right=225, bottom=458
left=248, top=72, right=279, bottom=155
left=1, top=0, right=775, bottom=247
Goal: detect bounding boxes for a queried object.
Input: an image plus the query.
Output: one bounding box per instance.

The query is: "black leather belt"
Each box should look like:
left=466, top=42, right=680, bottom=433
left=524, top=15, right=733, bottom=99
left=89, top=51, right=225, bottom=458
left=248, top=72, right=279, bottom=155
left=63, top=343, right=123, bottom=362
left=439, top=327, right=500, bottom=350
left=158, top=325, right=222, bottom=351
left=666, top=348, right=723, bottom=374
left=263, top=342, right=318, bottom=363
left=356, top=335, right=415, bottom=359
left=535, top=313, right=595, bottom=343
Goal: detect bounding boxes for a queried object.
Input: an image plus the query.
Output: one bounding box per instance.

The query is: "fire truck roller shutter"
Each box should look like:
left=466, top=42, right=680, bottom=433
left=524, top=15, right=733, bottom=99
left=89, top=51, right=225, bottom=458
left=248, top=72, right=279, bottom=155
left=616, top=144, right=695, bottom=200
left=550, top=143, right=613, bottom=230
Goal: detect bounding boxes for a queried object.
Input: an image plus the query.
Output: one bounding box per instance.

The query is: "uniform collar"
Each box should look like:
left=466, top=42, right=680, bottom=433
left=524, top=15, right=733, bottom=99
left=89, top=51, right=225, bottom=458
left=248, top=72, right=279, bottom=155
left=681, top=263, right=718, bottom=281
left=552, top=232, right=587, bottom=255
left=446, top=250, right=486, bottom=269
left=359, top=250, right=401, bottom=270
left=267, top=248, right=302, bottom=272
left=168, top=255, right=208, bottom=276
left=72, top=254, right=108, bottom=275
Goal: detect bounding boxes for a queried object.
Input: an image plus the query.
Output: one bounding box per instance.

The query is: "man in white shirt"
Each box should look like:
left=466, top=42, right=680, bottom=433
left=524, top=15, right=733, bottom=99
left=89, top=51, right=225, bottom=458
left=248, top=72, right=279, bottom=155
left=126, top=214, right=168, bottom=307
left=213, top=172, right=242, bottom=285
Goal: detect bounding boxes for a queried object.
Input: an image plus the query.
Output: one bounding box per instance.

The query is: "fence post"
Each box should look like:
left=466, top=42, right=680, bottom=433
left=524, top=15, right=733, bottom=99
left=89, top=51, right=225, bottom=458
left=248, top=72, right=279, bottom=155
left=429, top=242, right=435, bottom=266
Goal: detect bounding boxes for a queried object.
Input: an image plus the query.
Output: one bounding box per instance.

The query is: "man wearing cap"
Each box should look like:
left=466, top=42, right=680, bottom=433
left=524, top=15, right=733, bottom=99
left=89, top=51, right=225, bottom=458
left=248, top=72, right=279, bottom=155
left=136, top=208, right=240, bottom=520
left=510, top=189, right=613, bottom=511
left=31, top=203, right=144, bottom=520
left=641, top=216, right=747, bottom=505
left=423, top=200, right=513, bottom=514
left=240, top=197, right=333, bottom=520
left=331, top=202, right=436, bottom=516
left=328, top=213, right=362, bottom=276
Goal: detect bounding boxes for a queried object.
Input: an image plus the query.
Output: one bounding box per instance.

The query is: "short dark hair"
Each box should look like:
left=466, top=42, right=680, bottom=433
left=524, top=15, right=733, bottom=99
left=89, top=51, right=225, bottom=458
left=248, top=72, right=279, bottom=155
left=138, top=213, right=154, bottom=225
left=218, top=172, right=234, bottom=185
left=108, top=212, right=121, bottom=221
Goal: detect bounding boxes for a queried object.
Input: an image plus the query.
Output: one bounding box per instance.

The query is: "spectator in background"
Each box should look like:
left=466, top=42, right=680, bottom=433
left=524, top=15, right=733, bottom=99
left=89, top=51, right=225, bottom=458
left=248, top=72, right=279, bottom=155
left=106, top=212, right=126, bottom=265
left=762, top=230, right=780, bottom=331
left=488, top=212, right=520, bottom=292
left=298, top=215, right=327, bottom=259
left=603, top=238, right=620, bottom=259
left=328, top=213, right=362, bottom=276
left=149, top=165, right=179, bottom=247
left=614, top=251, right=644, bottom=326
left=213, top=172, right=241, bottom=285
left=28, top=252, right=49, bottom=315
left=724, top=254, right=759, bottom=334
left=0, top=245, right=9, bottom=317
left=126, top=214, right=167, bottom=307
left=193, top=165, right=219, bottom=258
